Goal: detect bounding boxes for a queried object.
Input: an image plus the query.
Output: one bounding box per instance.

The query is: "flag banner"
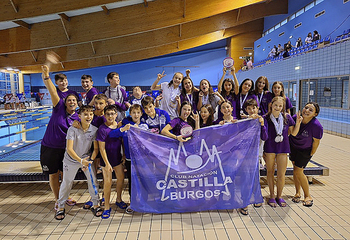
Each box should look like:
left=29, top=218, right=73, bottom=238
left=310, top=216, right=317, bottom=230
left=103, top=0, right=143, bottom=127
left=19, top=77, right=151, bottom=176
left=129, top=119, right=263, bottom=213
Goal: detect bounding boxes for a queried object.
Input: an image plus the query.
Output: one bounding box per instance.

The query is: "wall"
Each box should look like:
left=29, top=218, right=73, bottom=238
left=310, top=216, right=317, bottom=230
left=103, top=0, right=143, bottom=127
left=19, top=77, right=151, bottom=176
left=30, top=46, right=228, bottom=90
left=237, top=40, right=350, bottom=137
left=264, top=0, right=314, bottom=32
left=255, top=0, right=350, bottom=62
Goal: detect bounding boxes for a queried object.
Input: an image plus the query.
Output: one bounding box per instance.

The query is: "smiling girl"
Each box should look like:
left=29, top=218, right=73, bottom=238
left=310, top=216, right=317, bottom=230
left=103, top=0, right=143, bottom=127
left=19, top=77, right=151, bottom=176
left=195, top=79, right=225, bottom=120
left=178, top=76, right=199, bottom=112
left=254, top=76, right=271, bottom=115
left=161, top=101, right=199, bottom=142
left=40, top=65, right=80, bottom=211
left=237, top=78, right=258, bottom=119
left=264, top=96, right=301, bottom=207
left=217, top=67, right=239, bottom=120
left=289, top=102, right=323, bottom=207
left=151, top=71, right=184, bottom=119
left=214, top=101, right=237, bottom=125
left=199, top=104, right=214, bottom=128
left=271, top=81, right=293, bottom=114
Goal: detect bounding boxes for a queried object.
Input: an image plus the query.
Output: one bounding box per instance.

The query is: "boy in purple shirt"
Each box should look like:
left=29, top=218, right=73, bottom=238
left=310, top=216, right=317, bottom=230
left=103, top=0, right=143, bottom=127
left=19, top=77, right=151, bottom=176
left=54, top=73, right=81, bottom=104
left=97, top=105, right=126, bottom=219
left=81, top=74, right=99, bottom=105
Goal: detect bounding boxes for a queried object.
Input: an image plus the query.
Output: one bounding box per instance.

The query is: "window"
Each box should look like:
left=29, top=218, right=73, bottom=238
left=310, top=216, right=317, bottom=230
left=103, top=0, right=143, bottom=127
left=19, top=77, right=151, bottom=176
left=314, top=77, right=349, bottom=109
left=288, top=14, right=295, bottom=21
left=316, top=0, right=324, bottom=4
left=280, top=19, right=287, bottom=26
left=305, top=2, right=315, bottom=11
left=296, top=9, right=304, bottom=17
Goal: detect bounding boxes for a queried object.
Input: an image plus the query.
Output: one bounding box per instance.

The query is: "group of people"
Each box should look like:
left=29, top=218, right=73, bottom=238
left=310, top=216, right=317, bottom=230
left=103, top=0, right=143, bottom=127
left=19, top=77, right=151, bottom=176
left=39, top=63, right=323, bottom=220
left=268, top=30, right=321, bottom=58
left=3, top=92, right=26, bottom=110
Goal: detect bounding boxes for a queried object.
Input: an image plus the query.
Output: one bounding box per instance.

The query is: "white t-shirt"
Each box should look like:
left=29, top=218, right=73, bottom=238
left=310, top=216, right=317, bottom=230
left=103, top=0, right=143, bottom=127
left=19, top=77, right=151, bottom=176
left=160, top=82, right=181, bottom=120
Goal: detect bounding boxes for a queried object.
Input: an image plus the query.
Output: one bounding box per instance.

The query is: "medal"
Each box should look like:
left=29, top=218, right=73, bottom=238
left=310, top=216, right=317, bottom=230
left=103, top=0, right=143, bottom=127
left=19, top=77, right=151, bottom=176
left=240, top=110, right=243, bottom=115
left=275, top=135, right=283, bottom=143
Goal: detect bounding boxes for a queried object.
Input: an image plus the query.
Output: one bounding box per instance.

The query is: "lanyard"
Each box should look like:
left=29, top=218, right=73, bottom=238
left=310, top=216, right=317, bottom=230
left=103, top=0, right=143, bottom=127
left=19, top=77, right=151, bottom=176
left=240, top=93, right=248, bottom=110
left=186, top=94, right=193, bottom=104
left=202, top=94, right=209, bottom=105
left=258, top=92, right=264, bottom=104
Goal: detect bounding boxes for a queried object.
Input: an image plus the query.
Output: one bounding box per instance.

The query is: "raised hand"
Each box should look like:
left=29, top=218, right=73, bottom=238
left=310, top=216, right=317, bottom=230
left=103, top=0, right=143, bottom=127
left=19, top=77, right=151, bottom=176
left=191, top=111, right=199, bottom=122
left=296, top=110, right=303, bottom=124
left=199, top=91, right=203, bottom=97
left=156, top=95, right=163, bottom=101
left=230, top=66, right=236, bottom=74
left=185, top=69, right=191, bottom=77
left=157, top=71, right=166, bottom=80
left=222, top=67, right=227, bottom=74
left=42, top=65, right=50, bottom=77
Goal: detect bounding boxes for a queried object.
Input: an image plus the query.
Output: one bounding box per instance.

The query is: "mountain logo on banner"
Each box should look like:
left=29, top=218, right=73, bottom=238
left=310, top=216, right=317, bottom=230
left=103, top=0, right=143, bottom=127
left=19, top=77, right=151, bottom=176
left=156, top=139, right=233, bottom=202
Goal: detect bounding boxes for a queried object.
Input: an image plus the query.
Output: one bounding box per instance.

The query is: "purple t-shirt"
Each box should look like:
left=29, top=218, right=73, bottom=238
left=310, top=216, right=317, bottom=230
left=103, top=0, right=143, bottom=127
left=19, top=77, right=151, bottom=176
left=57, top=88, right=80, bottom=101
left=180, top=93, right=197, bottom=112
left=169, top=117, right=192, bottom=136
left=96, top=124, right=122, bottom=167
left=91, top=115, right=106, bottom=128
left=236, top=93, right=259, bottom=119
left=285, top=97, right=293, bottom=111
left=41, top=99, right=79, bottom=149
left=85, top=87, right=99, bottom=105
left=264, top=114, right=295, bottom=154
left=257, top=91, right=273, bottom=115
left=289, top=116, right=323, bottom=150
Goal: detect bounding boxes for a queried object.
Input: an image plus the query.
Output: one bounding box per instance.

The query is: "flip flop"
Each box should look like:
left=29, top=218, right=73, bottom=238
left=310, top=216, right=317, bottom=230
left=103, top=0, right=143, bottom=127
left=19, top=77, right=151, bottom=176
left=66, top=197, right=77, bottom=206
left=115, top=201, right=127, bottom=209
left=101, top=208, right=111, bottom=219
left=268, top=198, right=277, bottom=207
left=292, top=196, right=301, bottom=203
left=83, top=200, right=93, bottom=209
left=100, top=197, right=105, bottom=206
left=239, top=207, right=248, bottom=215
left=91, top=206, right=103, bottom=217
left=276, top=198, right=287, bottom=207
left=303, top=199, right=313, bottom=207
left=254, top=203, right=262, bottom=208
left=55, top=209, right=65, bottom=220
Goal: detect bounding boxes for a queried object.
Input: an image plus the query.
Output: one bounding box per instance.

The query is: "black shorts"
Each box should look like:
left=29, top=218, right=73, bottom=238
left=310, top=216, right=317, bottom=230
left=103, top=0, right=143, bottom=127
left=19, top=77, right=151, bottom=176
left=289, top=145, right=312, bottom=168
left=40, top=145, right=65, bottom=175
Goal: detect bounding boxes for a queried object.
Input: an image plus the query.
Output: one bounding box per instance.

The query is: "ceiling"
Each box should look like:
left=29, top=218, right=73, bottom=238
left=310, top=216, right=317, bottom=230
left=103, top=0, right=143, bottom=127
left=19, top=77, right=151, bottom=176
left=0, top=0, right=288, bottom=73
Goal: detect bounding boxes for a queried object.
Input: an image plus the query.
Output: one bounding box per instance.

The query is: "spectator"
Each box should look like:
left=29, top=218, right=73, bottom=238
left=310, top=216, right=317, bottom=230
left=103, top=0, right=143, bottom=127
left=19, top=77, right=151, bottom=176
left=268, top=47, right=276, bottom=58
left=283, top=41, right=292, bottom=58
left=247, top=58, right=253, bottom=70
left=277, top=44, right=284, bottom=55
left=295, top=37, right=302, bottom=48
left=305, top=32, right=312, bottom=44
left=312, top=30, right=320, bottom=42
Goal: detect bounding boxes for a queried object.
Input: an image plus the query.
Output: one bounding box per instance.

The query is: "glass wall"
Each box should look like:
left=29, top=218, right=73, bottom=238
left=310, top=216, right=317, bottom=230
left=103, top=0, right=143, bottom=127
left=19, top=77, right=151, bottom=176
left=300, top=76, right=350, bottom=109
